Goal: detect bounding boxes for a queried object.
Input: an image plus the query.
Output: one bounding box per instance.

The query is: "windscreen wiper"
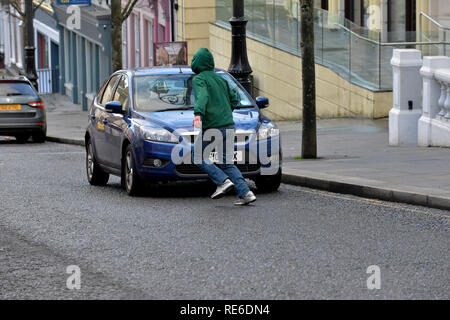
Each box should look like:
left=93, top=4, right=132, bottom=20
left=234, top=105, right=254, bottom=109
left=154, top=106, right=194, bottom=112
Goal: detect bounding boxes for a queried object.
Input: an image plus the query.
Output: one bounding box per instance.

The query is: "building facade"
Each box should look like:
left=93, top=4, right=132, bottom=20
left=204, top=0, right=449, bottom=120
left=51, top=0, right=175, bottom=110
left=0, top=0, right=59, bottom=92
left=122, top=0, right=173, bottom=69
left=34, top=0, right=60, bottom=94
left=314, top=0, right=450, bottom=42
left=52, top=1, right=111, bottom=110
left=0, top=0, right=24, bottom=73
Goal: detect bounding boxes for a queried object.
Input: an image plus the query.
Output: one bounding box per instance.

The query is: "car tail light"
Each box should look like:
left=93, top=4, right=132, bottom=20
left=28, top=101, right=45, bottom=109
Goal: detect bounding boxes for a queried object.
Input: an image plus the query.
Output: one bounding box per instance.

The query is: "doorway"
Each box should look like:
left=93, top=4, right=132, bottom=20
left=345, top=0, right=364, bottom=26
left=50, top=41, right=59, bottom=93
left=388, top=0, right=416, bottom=42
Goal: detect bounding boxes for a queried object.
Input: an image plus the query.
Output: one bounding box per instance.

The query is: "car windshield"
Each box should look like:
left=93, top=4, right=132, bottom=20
left=0, top=82, right=38, bottom=98
left=133, top=72, right=254, bottom=112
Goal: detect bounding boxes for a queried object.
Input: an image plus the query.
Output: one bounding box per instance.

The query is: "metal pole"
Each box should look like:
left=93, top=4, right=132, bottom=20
left=378, top=33, right=381, bottom=90
left=228, top=0, right=253, bottom=96
left=444, top=31, right=447, bottom=56
left=321, top=8, right=324, bottom=63
left=419, top=13, right=423, bottom=53
left=349, top=29, right=352, bottom=84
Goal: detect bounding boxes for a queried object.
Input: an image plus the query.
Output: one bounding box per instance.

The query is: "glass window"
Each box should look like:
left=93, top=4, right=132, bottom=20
left=362, top=0, right=371, bottom=28
left=100, top=75, right=121, bottom=105
left=146, top=20, right=153, bottom=67
left=133, top=73, right=254, bottom=112
left=0, top=81, right=38, bottom=98
left=10, top=13, right=16, bottom=62
left=113, top=75, right=129, bottom=110
left=38, top=33, right=49, bottom=69
left=85, top=41, right=91, bottom=93
left=134, top=15, right=140, bottom=68
left=158, top=24, right=164, bottom=42
left=219, top=72, right=254, bottom=107
left=122, top=22, right=127, bottom=68
left=64, top=30, right=70, bottom=82
left=96, top=79, right=108, bottom=102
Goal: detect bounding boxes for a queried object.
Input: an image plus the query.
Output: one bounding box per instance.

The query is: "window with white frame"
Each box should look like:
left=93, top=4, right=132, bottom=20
left=122, top=21, right=127, bottom=68
left=16, top=15, right=22, bottom=67
left=134, top=14, right=140, bottom=68
left=0, top=14, right=4, bottom=57
left=37, top=32, right=49, bottom=69
left=85, top=41, right=91, bottom=93
left=64, top=29, right=70, bottom=82
left=9, top=10, right=16, bottom=63
left=146, top=19, right=153, bottom=67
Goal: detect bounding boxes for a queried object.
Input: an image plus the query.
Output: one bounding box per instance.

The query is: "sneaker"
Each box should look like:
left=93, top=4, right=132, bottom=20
left=234, top=191, right=257, bottom=206
left=211, top=179, right=234, bottom=199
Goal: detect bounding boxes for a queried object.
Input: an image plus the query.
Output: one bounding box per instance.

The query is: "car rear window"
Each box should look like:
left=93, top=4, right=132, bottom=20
left=0, top=82, right=38, bottom=98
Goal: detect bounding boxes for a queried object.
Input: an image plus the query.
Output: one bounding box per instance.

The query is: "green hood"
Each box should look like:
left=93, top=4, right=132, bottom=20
left=191, top=48, right=215, bottom=74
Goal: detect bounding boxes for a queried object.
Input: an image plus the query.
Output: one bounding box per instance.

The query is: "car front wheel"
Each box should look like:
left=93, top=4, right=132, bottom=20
left=123, top=145, right=143, bottom=196
left=254, top=168, right=282, bottom=193
left=86, top=141, right=109, bottom=186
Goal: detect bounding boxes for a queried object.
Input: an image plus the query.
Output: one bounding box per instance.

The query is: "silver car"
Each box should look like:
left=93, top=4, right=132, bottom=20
left=0, top=76, right=46, bottom=143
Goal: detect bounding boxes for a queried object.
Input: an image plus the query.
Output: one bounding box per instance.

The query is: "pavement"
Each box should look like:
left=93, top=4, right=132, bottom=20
left=41, top=93, right=450, bottom=211
left=1, top=141, right=449, bottom=299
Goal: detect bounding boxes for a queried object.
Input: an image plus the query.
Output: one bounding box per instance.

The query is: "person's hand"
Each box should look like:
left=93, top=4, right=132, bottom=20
left=193, top=116, right=202, bottom=128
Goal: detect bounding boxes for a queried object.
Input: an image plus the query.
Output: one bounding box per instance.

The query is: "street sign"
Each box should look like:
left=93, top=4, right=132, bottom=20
left=56, top=0, right=91, bottom=5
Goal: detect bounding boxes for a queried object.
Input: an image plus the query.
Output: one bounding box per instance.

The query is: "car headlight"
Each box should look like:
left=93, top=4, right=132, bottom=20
left=257, top=122, right=279, bottom=140
left=140, top=126, right=179, bottom=143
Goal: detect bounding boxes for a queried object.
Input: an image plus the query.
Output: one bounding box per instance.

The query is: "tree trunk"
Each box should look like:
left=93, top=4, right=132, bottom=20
left=300, top=0, right=317, bottom=159
left=111, top=0, right=123, bottom=72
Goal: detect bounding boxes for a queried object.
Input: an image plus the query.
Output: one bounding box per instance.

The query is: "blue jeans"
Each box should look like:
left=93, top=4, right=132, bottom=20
left=193, top=125, right=250, bottom=198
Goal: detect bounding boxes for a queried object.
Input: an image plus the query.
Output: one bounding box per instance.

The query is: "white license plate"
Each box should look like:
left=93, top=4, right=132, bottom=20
left=209, top=151, right=243, bottom=163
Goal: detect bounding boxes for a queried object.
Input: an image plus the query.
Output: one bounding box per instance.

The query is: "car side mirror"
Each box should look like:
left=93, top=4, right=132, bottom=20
left=105, top=101, right=123, bottom=114
left=256, top=96, right=269, bottom=109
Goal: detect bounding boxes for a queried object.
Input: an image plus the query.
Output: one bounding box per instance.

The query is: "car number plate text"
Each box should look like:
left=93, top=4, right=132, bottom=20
left=0, top=104, right=21, bottom=111
left=209, top=151, right=243, bottom=163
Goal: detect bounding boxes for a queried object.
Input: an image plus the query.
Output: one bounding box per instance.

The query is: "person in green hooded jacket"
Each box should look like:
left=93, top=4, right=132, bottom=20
left=191, top=48, right=256, bottom=205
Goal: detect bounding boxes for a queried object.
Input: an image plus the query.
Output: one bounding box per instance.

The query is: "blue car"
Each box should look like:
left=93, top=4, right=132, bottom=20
left=85, top=67, right=282, bottom=196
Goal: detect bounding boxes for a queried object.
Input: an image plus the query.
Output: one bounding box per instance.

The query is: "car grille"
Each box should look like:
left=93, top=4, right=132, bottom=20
left=175, top=163, right=261, bottom=175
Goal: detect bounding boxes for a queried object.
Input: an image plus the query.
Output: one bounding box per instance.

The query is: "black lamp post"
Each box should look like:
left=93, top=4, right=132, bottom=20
left=25, top=46, right=38, bottom=90
left=24, top=0, right=37, bottom=90
left=228, top=0, right=253, bottom=96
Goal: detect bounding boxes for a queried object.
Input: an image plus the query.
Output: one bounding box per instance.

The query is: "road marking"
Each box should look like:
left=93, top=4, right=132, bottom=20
left=282, top=184, right=450, bottom=219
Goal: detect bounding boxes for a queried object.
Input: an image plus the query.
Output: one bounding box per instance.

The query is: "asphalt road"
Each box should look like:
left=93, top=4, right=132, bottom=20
left=0, top=139, right=449, bottom=299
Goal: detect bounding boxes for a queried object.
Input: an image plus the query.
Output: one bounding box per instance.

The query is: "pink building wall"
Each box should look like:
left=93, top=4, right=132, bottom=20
left=122, top=0, right=172, bottom=69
